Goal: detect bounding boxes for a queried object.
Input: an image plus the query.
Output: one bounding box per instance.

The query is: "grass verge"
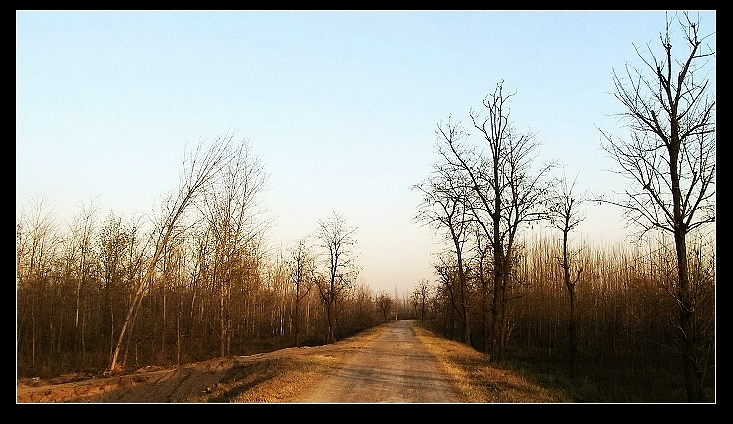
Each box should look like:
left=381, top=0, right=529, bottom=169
left=413, top=323, right=571, bottom=403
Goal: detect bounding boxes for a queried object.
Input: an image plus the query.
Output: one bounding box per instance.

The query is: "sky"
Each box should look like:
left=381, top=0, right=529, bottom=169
left=16, top=10, right=716, bottom=296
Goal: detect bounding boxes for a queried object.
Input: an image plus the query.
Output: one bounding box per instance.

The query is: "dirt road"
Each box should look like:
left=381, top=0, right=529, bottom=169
left=294, top=319, right=460, bottom=403
left=17, top=320, right=463, bottom=403
left=19, top=320, right=567, bottom=403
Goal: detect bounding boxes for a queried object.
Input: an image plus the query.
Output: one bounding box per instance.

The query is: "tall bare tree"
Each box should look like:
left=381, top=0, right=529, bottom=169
left=548, top=170, right=586, bottom=380
left=315, top=211, right=358, bottom=344
left=98, top=213, right=138, bottom=359
left=437, top=82, right=555, bottom=361
left=16, top=197, right=59, bottom=369
left=414, top=140, right=473, bottom=344
left=200, top=137, right=269, bottom=357
left=107, top=133, right=231, bottom=373
left=599, top=12, right=715, bottom=402
left=287, top=237, right=316, bottom=347
left=63, top=200, right=99, bottom=357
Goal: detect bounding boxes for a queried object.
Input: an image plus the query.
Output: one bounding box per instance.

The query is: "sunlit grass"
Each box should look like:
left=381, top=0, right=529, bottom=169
left=182, top=322, right=580, bottom=403
left=413, top=323, right=570, bottom=403
left=181, top=355, right=335, bottom=403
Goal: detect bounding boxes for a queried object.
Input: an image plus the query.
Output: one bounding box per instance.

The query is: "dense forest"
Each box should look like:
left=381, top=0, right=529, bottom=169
left=16, top=141, right=377, bottom=376
left=16, top=12, right=714, bottom=402
left=410, top=12, right=715, bottom=403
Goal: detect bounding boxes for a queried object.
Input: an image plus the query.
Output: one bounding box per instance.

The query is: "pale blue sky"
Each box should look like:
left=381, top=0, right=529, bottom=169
left=16, top=10, right=716, bottom=295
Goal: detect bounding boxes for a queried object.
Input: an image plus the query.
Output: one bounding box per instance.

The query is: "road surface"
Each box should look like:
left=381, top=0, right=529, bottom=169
left=294, top=320, right=460, bottom=403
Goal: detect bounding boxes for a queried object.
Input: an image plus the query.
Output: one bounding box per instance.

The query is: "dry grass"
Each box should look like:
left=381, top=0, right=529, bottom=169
left=413, top=324, right=571, bottom=403
left=193, top=323, right=571, bottom=403
left=189, top=328, right=384, bottom=403
left=17, top=322, right=572, bottom=403
left=214, top=323, right=570, bottom=403
left=181, top=355, right=333, bottom=403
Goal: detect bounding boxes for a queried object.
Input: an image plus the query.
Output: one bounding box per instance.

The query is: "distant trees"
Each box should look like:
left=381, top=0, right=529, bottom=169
left=315, top=211, right=359, bottom=344
left=16, top=136, right=385, bottom=378
left=16, top=197, right=60, bottom=369
left=411, top=279, right=431, bottom=322
left=375, top=292, right=394, bottom=323
left=287, top=238, right=316, bottom=347
left=599, top=11, right=715, bottom=402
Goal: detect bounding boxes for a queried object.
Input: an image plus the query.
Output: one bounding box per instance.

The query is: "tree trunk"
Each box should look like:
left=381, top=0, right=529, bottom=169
left=674, top=229, right=704, bottom=402
left=294, top=286, right=301, bottom=347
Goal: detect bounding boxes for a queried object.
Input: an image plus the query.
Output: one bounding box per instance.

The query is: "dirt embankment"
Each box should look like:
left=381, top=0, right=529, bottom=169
left=17, top=320, right=569, bottom=403
left=17, top=347, right=335, bottom=403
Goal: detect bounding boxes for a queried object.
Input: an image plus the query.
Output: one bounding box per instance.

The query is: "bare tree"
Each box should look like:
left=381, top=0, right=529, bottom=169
left=432, top=254, right=470, bottom=341
left=63, top=199, right=99, bottom=356
left=16, top=197, right=60, bottom=370
left=599, top=12, right=715, bottom=402
left=375, top=292, right=394, bottom=323
left=315, top=211, right=358, bottom=344
left=199, top=137, right=270, bottom=357
left=412, top=279, right=431, bottom=322
left=470, top=223, right=492, bottom=353
left=548, top=170, right=586, bottom=380
left=414, top=139, right=474, bottom=344
left=107, top=133, right=231, bottom=373
left=287, top=237, right=316, bottom=347
left=437, top=82, right=555, bottom=362
left=98, top=212, right=138, bottom=360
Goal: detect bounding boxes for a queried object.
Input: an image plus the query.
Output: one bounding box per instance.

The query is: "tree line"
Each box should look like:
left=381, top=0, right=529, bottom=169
left=16, top=12, right=713, bottom=403
left=16, top=134, right=377, bottom=377
left=410, top=12, right=714, bottom=402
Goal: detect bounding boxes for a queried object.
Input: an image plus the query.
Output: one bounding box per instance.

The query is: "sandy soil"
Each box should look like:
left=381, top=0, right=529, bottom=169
left=17, top=342, right=341, bottom=403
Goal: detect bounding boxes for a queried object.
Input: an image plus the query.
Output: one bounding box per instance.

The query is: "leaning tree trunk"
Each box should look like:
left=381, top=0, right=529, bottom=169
left=107, top=136, right=228, bottom=374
